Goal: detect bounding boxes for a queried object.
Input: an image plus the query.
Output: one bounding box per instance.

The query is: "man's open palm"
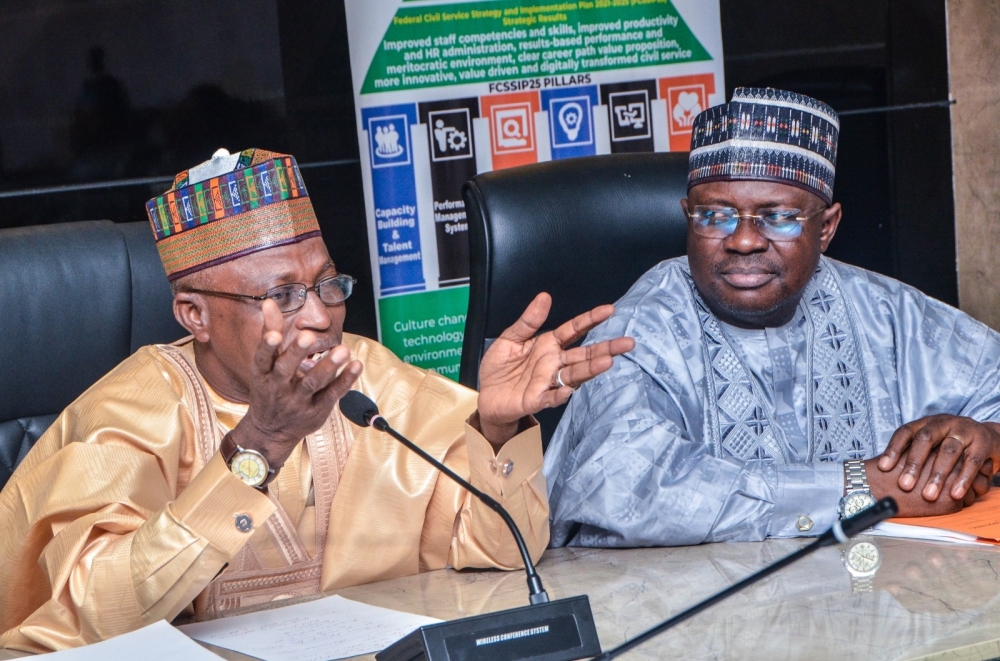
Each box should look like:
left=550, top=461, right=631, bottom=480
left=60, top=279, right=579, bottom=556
left=476, top=293, right=634, bottom=445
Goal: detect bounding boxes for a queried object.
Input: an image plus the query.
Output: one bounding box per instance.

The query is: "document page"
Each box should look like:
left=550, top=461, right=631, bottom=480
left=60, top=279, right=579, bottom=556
left=179, top=595, right=441, bottom=661
left=873, top=487, right=1000, bottom=544
left=37, top=620, right=222, bottom=659
left=869, top=521, right=984, bottom=545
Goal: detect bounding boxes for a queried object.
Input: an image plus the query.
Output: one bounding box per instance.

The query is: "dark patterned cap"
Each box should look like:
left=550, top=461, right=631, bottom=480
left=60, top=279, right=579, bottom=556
left=687, top=87, right=840, bottom=204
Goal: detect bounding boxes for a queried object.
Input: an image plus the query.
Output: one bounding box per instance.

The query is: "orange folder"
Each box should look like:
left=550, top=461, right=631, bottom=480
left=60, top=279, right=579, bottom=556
left=889, top=487, right=1000, bottom=544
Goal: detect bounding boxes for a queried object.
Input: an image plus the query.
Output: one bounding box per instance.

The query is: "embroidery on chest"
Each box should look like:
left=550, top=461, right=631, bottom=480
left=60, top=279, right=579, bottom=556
left=690, top=261, right=877, bottom=465
left=804, top=265, right=876, bottom=462
left=696, top=297, right=788, bottom=464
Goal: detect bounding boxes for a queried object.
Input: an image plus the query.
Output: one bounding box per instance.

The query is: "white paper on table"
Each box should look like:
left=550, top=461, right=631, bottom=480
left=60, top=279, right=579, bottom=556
left=37, top=620, right=222, bottom=659
left=179, top=595, right=442, bottom=661
left=870, top=521, right=986, bottom=545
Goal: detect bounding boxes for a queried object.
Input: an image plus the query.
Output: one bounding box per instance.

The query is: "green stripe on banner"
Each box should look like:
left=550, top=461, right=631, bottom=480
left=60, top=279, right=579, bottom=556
left=361, top=0, right=711, bottom=93
left=378, top=286, right=470, bottom=381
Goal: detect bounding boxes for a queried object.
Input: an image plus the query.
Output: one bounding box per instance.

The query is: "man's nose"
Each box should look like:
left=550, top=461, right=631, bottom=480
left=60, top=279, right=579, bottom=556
left=723, top=216, right=770, bottom=253
left=294, top=289, right=334, bottom=330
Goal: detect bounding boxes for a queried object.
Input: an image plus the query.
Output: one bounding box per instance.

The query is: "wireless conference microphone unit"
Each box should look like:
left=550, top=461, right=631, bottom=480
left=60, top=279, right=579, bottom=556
left=340, top=390, right=601, bottom=661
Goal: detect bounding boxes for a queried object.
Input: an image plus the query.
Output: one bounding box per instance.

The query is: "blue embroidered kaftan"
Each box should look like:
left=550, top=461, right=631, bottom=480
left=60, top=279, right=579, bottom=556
left=544, top=256, right=1000, bottom=546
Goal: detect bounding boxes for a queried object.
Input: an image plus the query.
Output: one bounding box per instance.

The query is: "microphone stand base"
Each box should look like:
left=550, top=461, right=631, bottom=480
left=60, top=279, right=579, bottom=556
left=375, top=595, right=600, bottom=661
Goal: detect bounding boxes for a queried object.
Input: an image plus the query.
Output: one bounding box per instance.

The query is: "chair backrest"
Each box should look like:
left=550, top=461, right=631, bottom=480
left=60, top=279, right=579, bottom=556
left=459, top=152, right=690, bottom=443
left=0, top=220, right=185, bottom=487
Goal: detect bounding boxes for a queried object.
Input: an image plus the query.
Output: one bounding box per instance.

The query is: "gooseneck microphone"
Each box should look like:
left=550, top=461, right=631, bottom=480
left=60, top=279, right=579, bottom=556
left=591, top=497, right=900, bottom=660
left=340, top=390, right=601, bottom=661
left=340, top=390, right=549, bottom=604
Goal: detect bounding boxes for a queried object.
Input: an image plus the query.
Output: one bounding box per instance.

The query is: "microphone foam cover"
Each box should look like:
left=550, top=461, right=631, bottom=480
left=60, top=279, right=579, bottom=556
left=340, top=390, right=379, bottom=427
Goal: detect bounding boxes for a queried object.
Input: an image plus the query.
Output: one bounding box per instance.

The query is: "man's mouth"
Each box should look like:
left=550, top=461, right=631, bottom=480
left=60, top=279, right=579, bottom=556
left=720, top=268, right=777, bottom=289
left=299, top=348, right=333, bottom=372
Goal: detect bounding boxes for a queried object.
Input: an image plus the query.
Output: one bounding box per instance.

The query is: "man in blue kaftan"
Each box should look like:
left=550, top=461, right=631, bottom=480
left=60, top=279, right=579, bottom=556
left=545, top=88, right=1000, bottom=547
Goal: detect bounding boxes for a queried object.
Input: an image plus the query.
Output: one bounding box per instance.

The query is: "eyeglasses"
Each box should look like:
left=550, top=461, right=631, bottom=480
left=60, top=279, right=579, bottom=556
left=184, top=274, right=356, bottom=313
left=687, top=206, right=827, bottom=242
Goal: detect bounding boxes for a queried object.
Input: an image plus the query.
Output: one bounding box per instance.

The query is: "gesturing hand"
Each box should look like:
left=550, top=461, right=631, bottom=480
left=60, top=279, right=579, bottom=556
left=876, top=415, right=1000, bottom=501
left=230, top=299, right=363, bottom=468
left=476, top=292, right=635, bottom=447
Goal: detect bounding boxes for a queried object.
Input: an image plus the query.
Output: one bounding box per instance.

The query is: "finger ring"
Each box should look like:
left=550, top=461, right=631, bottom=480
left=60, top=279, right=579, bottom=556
left=555, top=368, right=576, bottom=392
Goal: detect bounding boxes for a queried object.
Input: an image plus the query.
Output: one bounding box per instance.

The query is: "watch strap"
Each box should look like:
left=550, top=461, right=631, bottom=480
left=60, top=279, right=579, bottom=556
left=220, top=431, right=239, bottom=465
left=851, top=575, right=875, bottom=593
left=844, top=459, right=870, bottom=493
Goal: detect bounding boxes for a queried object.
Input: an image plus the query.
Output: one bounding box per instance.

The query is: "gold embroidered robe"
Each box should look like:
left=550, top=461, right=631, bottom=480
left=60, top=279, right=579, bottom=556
left=0, top=334, right=548, bottom=652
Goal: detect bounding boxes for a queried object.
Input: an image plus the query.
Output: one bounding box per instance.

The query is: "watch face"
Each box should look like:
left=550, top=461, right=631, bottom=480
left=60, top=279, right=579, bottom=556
left=842, top=491, right=877, bottom=518
left=847, top=541, right=881, bottom=574
left=231, top=450, right=268, bottom=487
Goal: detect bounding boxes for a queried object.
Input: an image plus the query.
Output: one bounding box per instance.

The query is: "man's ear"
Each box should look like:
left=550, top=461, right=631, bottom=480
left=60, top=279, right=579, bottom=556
left=173, top=293, right=212, bottom=343
left=680, top=197, right=690, bottom=216
left=818, top=202, right=842, bottom=253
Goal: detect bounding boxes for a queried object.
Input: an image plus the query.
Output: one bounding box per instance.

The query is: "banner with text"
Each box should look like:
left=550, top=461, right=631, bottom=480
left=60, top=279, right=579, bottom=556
left=345, top=0, right=724, bottom=380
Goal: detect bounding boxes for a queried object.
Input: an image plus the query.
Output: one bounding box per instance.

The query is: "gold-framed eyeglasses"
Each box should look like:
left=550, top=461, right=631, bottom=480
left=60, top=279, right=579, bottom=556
left=184, top=274, right=356, bottom=313
left=687, top=206, right=827, bottom=242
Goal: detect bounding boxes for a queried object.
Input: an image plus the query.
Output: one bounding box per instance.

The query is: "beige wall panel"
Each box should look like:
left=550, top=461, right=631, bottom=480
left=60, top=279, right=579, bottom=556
left=948, top=0, right=1000, bottom=329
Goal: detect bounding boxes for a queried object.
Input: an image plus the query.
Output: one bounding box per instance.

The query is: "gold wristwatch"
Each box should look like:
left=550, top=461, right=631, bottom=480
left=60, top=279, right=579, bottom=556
left=220, top=432, right=278, bottom=490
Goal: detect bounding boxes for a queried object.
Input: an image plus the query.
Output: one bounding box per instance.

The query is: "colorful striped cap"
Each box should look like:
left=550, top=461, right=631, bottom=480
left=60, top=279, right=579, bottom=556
left=687, top=87, right=840, bottom=204
left=146, top=148, right=321, bottom=281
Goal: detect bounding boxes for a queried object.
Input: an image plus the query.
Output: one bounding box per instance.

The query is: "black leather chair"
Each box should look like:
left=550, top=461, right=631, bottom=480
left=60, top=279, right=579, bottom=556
left=0, top=220, right=185, bottom=488
left=459, top=152, right=691, bottom=445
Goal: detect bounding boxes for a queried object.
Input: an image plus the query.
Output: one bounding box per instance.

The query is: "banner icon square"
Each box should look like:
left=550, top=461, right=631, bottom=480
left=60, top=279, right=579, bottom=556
left=490, top=102, right=535, bottom=155
left=668, top=85, right=708, bottom=135
left=658, top=73, right=717, bottom=152
left=608, top=90, right=651, bottom=142
left=368, top=114, right=411, bottom=168
left=549, top=96, right=593, bottom=147
left=428, top=108, right=474, bottom=162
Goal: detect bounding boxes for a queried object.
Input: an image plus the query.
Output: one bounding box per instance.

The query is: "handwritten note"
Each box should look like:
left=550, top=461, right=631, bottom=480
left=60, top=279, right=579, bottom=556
left=179, top=595, right=441, bottom=661
left=37, top=620, right=222, bottom=659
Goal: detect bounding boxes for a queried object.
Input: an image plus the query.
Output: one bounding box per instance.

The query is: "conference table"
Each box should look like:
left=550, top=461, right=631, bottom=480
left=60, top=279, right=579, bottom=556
left=5, top=536, right=1000, bottom=660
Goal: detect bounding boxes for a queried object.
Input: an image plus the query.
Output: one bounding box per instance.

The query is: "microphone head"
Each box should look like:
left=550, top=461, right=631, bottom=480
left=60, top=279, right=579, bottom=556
left=841, top=497, right=899, bottom=538
left=340, top=390, right=379, bottom=427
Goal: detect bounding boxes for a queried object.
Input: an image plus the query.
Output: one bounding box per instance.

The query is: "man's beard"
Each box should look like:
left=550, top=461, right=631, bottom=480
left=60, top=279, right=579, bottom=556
left=704, top=256, right=800, bottom=328
left=708, top=286, right=802, bottom=328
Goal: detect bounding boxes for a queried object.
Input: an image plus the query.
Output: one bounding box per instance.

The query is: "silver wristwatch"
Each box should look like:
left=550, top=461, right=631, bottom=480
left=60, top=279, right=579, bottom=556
left=843, top=538, right=881, bottom=593
left=838, top=459, right=877, bottom=519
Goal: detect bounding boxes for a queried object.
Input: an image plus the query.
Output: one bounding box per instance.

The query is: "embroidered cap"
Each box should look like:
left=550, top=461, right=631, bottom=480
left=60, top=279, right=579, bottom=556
left=687, top=87, right=840, bottom=204
left=146, top=148, right=321, bottom=281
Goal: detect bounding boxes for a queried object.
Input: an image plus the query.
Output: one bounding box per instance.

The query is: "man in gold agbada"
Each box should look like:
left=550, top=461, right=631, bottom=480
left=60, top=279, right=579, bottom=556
left=0, top=148, right=633, bottom=651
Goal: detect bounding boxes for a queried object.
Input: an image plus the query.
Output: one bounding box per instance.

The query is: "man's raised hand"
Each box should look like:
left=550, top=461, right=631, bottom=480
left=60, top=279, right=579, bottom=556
left=476, top=293, right=635, bottom=447
left=230, top=299, right=363, bottom=468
